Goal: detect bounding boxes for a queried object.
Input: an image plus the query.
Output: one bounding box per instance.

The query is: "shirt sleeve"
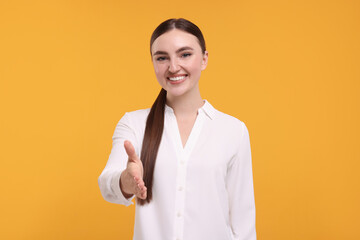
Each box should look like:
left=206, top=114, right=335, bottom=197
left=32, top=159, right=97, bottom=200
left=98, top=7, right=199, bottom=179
left=226, top=121, right=257, bottom=240
left=98, top=112, right=139, bottom=206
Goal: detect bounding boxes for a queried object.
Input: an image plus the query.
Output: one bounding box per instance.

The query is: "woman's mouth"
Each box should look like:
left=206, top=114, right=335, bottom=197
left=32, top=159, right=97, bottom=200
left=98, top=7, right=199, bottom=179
left=167, top=75, right=188, bottom=84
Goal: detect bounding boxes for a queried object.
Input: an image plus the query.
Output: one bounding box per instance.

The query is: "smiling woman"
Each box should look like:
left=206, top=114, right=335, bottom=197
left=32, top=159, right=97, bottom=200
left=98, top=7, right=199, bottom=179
left=98, top=18, right=257, bottom=240
left=151, top=29, right=208, bottom=98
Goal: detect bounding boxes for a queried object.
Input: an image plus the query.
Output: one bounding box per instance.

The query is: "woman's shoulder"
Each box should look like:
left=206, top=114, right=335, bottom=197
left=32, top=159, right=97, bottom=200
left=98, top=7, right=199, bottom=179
left=203, top=100, right=247, bottom=137
left=204, top=100, right=243, bottom=126
left=119, top=107, right=150, bottom=125
left=213, top=108, right=246, bottom=130
left=209, top=108, right=250, bottom=146
left=125, top=107, right=151, bottom=118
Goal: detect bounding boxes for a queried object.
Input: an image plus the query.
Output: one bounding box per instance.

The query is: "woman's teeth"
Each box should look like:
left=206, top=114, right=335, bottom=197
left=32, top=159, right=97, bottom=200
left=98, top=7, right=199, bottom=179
left=168, top=76, right=186, bottom=81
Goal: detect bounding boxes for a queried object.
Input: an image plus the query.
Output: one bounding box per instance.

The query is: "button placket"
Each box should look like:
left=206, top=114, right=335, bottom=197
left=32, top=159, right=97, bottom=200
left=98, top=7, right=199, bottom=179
left=174, top=153, right=186, bottom=240
left=169, top=109, right=206, bottom=240
left=170, top=111, right=186, bottom=240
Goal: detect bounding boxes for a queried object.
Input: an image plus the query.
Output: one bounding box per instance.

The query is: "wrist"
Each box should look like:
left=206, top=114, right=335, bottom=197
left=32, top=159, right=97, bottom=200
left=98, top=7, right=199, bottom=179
left=120, top=170, right=134, bottom=199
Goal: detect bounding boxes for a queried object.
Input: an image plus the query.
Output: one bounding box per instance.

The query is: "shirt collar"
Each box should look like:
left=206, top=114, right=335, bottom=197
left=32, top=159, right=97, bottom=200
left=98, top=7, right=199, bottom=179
left=165, top=99, right=216, bottom=120
left=199, top=99, right=216, bottom=120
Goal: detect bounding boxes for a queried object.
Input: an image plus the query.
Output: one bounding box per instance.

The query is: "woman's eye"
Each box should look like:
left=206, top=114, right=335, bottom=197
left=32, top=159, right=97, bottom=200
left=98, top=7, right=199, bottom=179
left=156, top=56, right=167, bottom=61
left=182, top=53, right=192, bottom=58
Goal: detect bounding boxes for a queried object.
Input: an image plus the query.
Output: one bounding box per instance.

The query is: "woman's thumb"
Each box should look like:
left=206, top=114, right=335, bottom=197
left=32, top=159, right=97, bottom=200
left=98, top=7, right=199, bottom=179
left=124, top=140, right=138, bottom=161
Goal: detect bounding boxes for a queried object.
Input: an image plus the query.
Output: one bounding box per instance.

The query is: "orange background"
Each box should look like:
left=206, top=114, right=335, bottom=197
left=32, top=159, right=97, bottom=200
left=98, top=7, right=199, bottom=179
left=1, top=0, right=359, bottom=239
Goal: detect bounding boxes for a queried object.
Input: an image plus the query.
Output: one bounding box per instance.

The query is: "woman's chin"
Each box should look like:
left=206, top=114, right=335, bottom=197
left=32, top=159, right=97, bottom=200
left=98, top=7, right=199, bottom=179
left=166, top=88, right=189, bottom=98
left=163, top=78, right=200, bottom=97
left=164, top=84, right=187, bottom=96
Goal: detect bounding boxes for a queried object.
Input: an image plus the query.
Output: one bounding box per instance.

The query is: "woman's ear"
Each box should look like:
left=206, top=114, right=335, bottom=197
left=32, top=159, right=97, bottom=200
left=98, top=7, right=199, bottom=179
left=201, top=51, right=208, bottom=71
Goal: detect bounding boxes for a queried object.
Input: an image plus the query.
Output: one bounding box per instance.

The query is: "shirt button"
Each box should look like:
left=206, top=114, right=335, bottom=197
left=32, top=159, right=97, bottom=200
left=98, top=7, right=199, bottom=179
left=177, top=212, right=182, bottom=217
left=178, top=186, right=183, bottom=191
left=180, top=160, right=185, bottom=165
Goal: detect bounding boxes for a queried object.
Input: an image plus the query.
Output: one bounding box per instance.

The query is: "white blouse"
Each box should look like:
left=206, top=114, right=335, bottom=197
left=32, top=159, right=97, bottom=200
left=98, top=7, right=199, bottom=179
left=98, top=100, right=257, bottom=240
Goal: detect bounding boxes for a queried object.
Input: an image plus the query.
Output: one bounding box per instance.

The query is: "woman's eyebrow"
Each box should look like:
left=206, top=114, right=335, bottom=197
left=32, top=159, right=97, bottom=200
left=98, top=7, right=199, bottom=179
left=153, top=46, right=194, bottom=56
left=176, top=46, right=194, bottom=53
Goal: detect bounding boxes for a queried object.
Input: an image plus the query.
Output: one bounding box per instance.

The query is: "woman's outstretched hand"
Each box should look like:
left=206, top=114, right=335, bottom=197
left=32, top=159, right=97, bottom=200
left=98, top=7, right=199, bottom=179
left=119, top=140, right=147, bottom=200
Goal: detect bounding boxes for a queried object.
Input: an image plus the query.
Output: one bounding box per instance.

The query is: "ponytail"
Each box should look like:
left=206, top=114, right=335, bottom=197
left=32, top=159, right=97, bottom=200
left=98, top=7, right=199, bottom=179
left=137, top=88, right=167, bottom=205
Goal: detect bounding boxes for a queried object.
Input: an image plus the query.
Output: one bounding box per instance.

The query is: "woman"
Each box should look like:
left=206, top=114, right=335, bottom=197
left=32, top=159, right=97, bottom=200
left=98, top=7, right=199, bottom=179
left=98, top=18, right=257, bottom=240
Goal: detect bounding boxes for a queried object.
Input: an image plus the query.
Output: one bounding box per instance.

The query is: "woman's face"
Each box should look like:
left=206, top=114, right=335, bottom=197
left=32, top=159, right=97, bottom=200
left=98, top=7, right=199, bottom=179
left=151, top=29, right=208, bottom=98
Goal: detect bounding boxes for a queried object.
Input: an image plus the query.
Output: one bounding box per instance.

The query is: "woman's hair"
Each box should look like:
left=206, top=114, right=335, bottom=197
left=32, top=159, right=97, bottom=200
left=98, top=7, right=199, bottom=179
left=137, top=18, right=206, bottom=205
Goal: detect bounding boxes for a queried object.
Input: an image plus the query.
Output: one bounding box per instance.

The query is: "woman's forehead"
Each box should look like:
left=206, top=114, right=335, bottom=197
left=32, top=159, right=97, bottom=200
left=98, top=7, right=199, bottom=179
left=151, top=29, right=201, bottom=53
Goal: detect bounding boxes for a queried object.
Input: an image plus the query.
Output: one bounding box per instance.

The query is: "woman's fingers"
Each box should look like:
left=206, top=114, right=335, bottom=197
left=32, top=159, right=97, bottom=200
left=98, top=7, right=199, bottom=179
left=137, top=186, right=147, bottom=199
left=139, top=187, right=147, bottom=199
left=134, top=177, right=145, bottom=189
left=133, top=176, right=147, bottom=199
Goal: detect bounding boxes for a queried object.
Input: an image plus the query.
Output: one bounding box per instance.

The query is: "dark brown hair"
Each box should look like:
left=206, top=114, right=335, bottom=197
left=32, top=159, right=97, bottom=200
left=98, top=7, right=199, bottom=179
left=137, top=18, right=206, bottom=205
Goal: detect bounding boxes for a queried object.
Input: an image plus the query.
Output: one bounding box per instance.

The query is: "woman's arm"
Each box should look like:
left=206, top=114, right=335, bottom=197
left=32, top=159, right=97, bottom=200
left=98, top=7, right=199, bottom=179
left=226, top=122, right=257, bottom=240
left=98, top=113, right=139, bottom=206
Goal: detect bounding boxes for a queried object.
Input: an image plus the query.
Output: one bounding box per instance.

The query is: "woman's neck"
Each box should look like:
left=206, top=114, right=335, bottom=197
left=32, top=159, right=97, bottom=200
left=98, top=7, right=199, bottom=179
left=166, top=88, right=204, bottom=117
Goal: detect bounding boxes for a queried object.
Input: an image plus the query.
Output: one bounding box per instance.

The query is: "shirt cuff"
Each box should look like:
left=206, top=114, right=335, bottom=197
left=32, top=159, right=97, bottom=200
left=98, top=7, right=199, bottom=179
left=111, top=170, right=135, bottom=206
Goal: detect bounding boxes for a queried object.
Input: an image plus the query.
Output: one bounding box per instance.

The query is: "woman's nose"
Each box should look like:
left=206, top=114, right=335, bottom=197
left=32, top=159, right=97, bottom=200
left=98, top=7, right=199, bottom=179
left=168, top=58, right=180, bottom=73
